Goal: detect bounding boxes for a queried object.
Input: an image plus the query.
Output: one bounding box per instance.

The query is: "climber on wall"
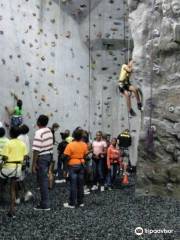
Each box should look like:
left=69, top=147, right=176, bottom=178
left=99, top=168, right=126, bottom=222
left=118, top=59, right=142, bottom=116
left=5, top=94, right=23, bottom=127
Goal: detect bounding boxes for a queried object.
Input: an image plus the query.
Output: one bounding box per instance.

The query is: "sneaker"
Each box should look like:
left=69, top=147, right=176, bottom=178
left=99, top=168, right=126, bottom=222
left=15, top=198, right=21, bottom=205
left=108, top=187, right=112, bottom=191
left=55, top=179, right=66, bottom=184
left=137, top=102, right=142, bottom=111
left=100, top=186, right=105, bottom=192
left=129, top=108, right=136, bottom=116
left=7, top=212, right=16, bottom=219
left=34, top=205, right=51, bottom=211
left=63, top=203, right=75, bottom=209
left=24, top=191, right=33, bottom=202
left=84, top=189, right=90, bottom=195
left=91, top=185, right=98, bottom=191
left=79, top=203, right=84, bottom=207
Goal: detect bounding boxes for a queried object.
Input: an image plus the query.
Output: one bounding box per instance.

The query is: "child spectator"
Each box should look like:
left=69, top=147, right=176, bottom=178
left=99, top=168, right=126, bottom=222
left=50, top=122, right=60, bottom=145
left=32, top=115, right=53, bottom=211
left=65, top=129, right=73, bottom=143
left=63, top=128, right=88, bottom=208
left=0, top=127, right=9, bottom=156
left=107, top=138, right=122, bottom=189
left=0, top=127, right=27, bottom=218
left=82, top=130, right=93, bottom=195
left=16, top=124, right=32, bottom=203
left=49, top=122, right=60, bottom=189
left=55, top=131, right=69, bottom=183
left=0, top=127, right=9, bottom=205
left=92, top=131, right=107, bottom=192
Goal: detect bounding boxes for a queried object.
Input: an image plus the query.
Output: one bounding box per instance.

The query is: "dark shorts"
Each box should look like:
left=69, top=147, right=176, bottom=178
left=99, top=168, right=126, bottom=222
left=119, top=83, right=131, bottom=94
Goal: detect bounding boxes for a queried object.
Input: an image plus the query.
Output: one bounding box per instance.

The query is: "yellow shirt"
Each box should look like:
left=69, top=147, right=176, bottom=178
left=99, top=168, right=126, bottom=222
left=119, top=64, right=129, bottom=83
left=65, top=136, right=73, bottom=143
left=1, top=139, right=27, bottom=168
left=0, top=137, right=9, bottom=155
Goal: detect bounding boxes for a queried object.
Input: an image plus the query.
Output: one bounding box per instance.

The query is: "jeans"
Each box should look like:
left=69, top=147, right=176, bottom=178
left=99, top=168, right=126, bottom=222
left=57, top=154, right=68, bottom=179
left=57, top=155, right=63, bottom=179
left=107, top=163, right=118, bottom=187
left=92, top=158, right=104, bottom=185
left=37, top=154, right=52, bottom=208
left=69, top=165, right=84, bottom=206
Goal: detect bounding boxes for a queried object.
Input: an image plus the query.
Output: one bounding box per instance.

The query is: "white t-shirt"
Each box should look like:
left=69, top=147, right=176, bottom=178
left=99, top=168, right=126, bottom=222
left=18, top=134, right=30, bottom=154
left=32, top=127, right=53, bottom=155
left=0, top=121, right=3, bottom=127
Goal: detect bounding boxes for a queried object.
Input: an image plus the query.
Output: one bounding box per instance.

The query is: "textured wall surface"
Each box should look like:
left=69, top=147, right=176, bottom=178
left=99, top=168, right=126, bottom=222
left=0, top=0, right=141, bottom=157
left=0, top=0, right=90, bottom=136
left=1, top=0, right=179, bottom=198
left=128, top=0, right=180, bottom=199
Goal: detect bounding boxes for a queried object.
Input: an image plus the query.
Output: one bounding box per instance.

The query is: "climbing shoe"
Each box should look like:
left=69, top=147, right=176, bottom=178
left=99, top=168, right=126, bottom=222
left=137, top=102, right=142, bottom=111
left=129, top=108, right=136, bottom=117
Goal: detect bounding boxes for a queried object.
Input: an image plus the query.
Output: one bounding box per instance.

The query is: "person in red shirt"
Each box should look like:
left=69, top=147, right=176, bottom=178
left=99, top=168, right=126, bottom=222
left=107, top=138, right=122, bottom=189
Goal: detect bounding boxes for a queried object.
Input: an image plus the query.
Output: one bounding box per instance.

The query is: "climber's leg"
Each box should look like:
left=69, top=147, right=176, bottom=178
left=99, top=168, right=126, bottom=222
left=123, top=90, right=136, bottom=116
left=129, top=85, right=142, bottom=110
left=123, top=90, right=131, bottom=112
left=119, top=84, right=136, bottom=116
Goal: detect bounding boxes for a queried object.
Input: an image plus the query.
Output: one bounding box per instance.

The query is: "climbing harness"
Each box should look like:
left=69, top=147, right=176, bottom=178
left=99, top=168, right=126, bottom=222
left=0, top=155, right=22, bottom=179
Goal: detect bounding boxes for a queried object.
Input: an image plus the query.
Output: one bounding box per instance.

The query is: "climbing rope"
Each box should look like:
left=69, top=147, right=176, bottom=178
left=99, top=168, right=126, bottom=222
left=123, top=0, right=131, bottom=132
left=145, top=0, right=157, bottom=152
left=88, top=0, right=92, bottom=137
left=121, top=1, right=132, bottom=170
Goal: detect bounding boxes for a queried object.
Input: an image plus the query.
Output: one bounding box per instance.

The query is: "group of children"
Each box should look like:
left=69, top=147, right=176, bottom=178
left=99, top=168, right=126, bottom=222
left=56, top=130, right=126, bottom=190
left=0, top=116, right=131, bottom=216
left=0, top=57, right=142, bottom=216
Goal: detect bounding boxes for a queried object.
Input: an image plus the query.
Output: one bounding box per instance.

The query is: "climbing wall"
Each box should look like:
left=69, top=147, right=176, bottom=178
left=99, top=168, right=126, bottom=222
left=128, top=0, right=180, bottom=199
left=0, top=0, right=141, bottom=167
left=0, top=0, right=90, bottom=137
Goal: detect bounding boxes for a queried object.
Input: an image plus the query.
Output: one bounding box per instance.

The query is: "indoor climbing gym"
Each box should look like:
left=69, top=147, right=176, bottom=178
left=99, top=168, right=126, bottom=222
left=0, top=0, right=179, bottom=239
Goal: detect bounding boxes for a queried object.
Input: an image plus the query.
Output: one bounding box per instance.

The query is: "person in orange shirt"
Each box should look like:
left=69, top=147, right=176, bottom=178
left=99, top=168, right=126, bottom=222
left=63, top=128, right=88, bottom=208
left=107, top=138, right=122, bottom=189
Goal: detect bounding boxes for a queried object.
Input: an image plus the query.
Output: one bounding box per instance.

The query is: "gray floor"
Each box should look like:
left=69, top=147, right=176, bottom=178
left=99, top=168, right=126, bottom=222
left=0, top=175, right=179, bottom=240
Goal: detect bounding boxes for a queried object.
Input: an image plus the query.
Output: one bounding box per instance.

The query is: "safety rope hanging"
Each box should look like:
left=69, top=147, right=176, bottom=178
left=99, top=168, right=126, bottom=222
left=145, top=0, right=156, bottom=153
left=88, top=0, right=91, bottom=138
left=123, top=0, right=131, bottom=132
